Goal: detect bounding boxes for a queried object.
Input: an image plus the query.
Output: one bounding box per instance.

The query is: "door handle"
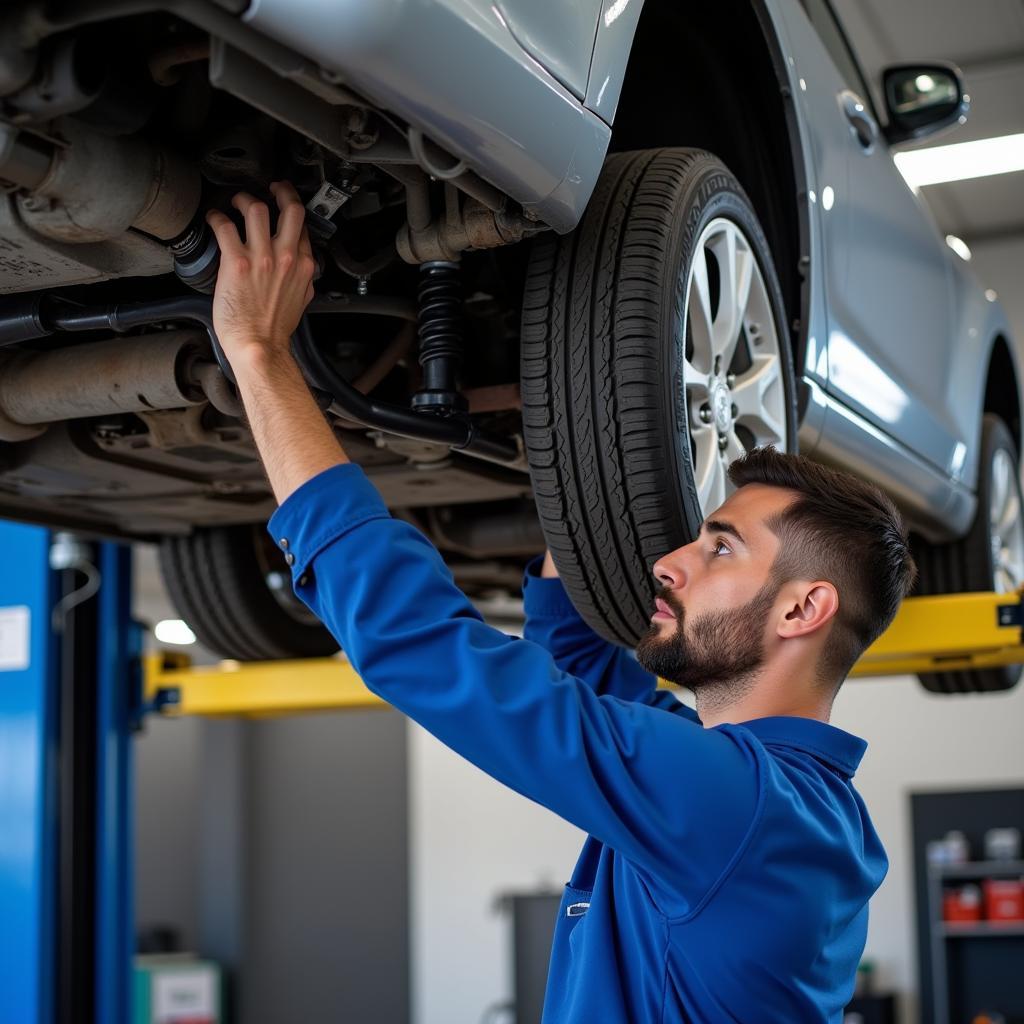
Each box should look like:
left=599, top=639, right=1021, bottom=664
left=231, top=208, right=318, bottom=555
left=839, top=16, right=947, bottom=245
left=839, top=89, right=879, bottom=152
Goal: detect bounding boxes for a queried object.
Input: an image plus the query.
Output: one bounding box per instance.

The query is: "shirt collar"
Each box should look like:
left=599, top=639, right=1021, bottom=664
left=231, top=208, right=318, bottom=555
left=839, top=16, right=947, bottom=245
left=737, top=716, right=868, bottom=778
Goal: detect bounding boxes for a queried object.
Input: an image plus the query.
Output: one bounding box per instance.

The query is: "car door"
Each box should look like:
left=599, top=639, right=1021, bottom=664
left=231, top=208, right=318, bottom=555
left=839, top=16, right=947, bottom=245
left=779, top=0, right=962, bottom=476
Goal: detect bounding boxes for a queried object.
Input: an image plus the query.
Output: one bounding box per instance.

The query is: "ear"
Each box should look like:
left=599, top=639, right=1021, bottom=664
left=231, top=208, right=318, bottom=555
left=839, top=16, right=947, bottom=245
left=776, top=582, right=839, bottom=640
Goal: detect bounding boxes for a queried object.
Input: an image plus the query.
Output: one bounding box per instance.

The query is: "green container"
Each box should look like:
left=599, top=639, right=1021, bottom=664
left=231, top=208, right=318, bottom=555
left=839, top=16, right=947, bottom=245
left=133, top=955, right=222, bottom=1024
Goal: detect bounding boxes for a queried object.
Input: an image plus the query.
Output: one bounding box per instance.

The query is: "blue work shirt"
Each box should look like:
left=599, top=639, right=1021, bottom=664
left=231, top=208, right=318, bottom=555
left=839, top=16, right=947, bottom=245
left=269, top=463, right=888, bottom=1023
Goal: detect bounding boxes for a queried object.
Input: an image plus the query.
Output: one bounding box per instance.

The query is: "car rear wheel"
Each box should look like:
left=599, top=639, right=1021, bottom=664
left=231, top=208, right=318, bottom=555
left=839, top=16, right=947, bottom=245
left=521, top=148, right=798, bottom=647
left=158, top=524, right=339, bottom=661
left=915, top=414, right=1024, bottom=693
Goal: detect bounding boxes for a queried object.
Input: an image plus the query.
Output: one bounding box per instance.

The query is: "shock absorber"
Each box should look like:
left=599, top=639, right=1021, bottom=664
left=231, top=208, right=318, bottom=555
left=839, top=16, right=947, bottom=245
left=412, top=260, right=467, bottom=414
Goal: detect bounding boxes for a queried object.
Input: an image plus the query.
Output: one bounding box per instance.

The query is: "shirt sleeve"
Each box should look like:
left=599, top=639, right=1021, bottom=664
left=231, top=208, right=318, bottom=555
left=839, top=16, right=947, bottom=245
left=522, top=557, right=696, bottom=718
left=269, top=463, right=761, bottom=915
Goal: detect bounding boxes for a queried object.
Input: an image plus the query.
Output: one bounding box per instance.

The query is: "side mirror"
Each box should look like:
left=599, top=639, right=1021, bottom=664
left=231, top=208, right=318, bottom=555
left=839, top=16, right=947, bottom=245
left=882, top=63, right=969, bottom=145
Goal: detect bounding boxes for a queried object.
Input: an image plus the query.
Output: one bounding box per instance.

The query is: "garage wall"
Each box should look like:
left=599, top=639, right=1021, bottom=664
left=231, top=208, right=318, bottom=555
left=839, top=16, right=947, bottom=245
left=830, top=676, right=1024, bottom=1023
left=135, top=715, right=204, bottom=951
left=134, top=549, right=411, bottom=1023
left=409, top=723, right=584, bottom=1024
left=409, top=676, right=1024, bottom=1024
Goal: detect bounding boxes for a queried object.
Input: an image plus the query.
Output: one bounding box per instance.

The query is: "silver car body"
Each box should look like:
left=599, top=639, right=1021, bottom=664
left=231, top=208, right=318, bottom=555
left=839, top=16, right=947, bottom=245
left=239, top=0, right=1015, bottom=542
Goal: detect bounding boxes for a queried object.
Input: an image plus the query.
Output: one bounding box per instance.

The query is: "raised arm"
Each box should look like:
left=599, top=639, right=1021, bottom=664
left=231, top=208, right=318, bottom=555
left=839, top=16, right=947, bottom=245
left=204, top=183, right=752, bottom=914
left=523, top=551, right=679, bottom=709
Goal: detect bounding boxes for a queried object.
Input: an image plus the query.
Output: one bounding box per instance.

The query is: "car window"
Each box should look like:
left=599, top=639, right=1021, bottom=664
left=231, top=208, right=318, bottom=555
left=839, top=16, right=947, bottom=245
left=800, top=0, right=877, bottom=114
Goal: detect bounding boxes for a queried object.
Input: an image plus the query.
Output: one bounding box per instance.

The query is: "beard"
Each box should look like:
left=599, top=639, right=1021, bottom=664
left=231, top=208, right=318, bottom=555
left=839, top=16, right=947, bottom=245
left=635, top=578, right=780, bottom=713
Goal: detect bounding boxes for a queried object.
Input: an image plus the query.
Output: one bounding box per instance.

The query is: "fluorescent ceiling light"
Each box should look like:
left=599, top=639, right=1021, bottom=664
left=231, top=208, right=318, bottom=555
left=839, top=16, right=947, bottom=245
left=154, top=618, right=197, bottom=645
left=894, top=133, right=1024, bottom=188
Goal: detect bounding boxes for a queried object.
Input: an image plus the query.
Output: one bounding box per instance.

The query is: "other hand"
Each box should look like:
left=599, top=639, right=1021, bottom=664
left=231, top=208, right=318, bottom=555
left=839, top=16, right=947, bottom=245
left=205, top=181, right=316, bottom=371
left=540, top=549, right=560, bottom=579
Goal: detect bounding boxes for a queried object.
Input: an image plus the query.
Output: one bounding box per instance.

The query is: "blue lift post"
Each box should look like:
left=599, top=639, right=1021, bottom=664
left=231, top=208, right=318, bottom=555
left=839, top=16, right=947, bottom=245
left=0, top=524, right=138, bottom=1024
left=0, top=522, right=59, bottom=1024
left=95, top=542, right=139, bottom=1024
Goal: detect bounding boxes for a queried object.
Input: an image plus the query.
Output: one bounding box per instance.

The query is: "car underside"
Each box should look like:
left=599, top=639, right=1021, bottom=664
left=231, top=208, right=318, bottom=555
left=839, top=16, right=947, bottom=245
left=0, top=4, right=558, bottom=601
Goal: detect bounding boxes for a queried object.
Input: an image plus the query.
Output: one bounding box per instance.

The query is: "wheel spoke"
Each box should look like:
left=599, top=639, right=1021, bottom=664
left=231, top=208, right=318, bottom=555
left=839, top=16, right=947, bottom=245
left=731, top=353, right=785, bottom=446
left=723, top=430, right=746, bottom=467
left=694, top=426, right=725, bottom=510
left=709, top=226, right=752, bottom=369
left=683, top=356, right=710, bottom=394
left=995, top=562, right=1019, bottom=593
left=998, top=553, right=1021, bottom=584
left=990, top=451, right=1010, bottom=529
left=997, top=488, right=1020, bottom=535
left=688, top=246, right=715, bottom=372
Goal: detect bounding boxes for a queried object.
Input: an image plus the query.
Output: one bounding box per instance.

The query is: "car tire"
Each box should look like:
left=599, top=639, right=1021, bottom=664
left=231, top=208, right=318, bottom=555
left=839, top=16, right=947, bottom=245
left=521, top=148, right=798, bottom=647
left=158, top=524, right=339, bottom=661
left=915, top=414, right=1024, bottom=693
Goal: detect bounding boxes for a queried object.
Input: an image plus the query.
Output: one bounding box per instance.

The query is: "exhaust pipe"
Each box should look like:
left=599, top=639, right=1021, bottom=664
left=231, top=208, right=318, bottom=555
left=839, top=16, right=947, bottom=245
left=0, top=293, right=525, bottom=469
left=0, top=330, right=213, bottom=441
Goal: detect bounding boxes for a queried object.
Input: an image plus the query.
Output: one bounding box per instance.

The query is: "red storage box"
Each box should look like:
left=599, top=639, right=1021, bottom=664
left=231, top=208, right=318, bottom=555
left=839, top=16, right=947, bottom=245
left=984, top=878, right=1024, bottom=923
left=943, top=885, right=983, bottom=923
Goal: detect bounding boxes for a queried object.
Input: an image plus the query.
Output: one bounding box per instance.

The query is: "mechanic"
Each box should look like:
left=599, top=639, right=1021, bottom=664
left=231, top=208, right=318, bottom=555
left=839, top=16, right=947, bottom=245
left=205, top=183, right=918, bottom=1023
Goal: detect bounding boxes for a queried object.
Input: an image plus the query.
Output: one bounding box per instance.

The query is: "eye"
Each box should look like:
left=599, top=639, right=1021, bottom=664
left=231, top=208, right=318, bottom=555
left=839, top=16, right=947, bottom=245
left=712, top=539, right=731, bottom=557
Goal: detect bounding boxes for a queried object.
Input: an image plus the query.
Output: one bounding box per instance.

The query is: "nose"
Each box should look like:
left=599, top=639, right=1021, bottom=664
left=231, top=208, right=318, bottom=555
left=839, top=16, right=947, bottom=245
left=652, top=543, right=692, bottom=590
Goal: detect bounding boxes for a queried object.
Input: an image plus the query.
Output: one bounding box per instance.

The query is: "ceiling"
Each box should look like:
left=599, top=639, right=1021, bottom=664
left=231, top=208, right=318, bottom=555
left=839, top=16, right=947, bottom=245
left=832, top=0, right=1024, bottom=241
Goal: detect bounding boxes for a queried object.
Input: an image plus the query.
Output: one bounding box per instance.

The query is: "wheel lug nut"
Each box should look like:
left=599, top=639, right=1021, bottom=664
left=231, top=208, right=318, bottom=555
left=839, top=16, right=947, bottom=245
left=700, top=405, right=713, bottom=423
left=726, top=373, right=736, bottom=388
left=719, top=435, right=728, bottom=451
left=731, top=403, right=738, bottom=419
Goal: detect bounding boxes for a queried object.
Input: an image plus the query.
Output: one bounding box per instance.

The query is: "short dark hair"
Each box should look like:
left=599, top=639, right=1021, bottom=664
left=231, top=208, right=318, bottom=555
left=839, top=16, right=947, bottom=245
left=728, top=447, right=918, bottom=689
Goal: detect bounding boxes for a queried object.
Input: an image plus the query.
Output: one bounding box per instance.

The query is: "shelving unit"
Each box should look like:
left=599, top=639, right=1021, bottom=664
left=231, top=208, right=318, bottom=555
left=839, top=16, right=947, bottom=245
left=942, top=923, right=1024, bottom=939
left=936, top=860, right=1024, bottom=879
left=927, top=860, right=1024, bottom=1024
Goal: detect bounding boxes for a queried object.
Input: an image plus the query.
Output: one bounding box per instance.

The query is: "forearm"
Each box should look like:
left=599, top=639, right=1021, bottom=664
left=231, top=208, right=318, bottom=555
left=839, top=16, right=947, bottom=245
left=233, top=348, right=349, bottom=504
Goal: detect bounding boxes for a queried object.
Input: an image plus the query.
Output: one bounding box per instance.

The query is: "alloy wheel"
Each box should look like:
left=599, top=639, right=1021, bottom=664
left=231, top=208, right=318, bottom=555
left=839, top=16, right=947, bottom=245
left=682, top=217, right=788, bottom=512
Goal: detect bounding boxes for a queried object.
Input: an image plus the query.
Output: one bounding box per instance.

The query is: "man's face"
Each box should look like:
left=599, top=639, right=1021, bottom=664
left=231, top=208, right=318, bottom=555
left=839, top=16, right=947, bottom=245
left=635, top=485, right=794, bottom=698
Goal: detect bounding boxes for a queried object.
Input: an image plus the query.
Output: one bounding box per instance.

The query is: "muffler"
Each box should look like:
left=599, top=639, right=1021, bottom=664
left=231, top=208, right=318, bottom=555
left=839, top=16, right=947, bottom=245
left=0, top=330, right=215, bottom=441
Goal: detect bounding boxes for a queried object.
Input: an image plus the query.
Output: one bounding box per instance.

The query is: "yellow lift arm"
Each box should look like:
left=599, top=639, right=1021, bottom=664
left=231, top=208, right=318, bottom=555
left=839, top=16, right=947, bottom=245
left=143, top=589, right=1024, bottom=717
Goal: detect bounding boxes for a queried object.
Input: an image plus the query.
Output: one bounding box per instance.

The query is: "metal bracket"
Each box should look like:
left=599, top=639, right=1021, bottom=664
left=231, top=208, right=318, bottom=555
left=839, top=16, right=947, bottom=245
left=996, top=599, right=1022, bottom=631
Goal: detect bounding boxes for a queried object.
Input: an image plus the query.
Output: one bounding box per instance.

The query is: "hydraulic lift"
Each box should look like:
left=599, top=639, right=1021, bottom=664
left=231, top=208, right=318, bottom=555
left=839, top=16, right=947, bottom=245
left=3, top=518, right=1024, bottom=1024
left=142, top=587, right=1024, bottom=717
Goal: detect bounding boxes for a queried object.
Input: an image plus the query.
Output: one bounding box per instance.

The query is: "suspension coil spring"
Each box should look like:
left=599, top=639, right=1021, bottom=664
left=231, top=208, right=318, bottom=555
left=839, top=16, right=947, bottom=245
left=412, top=260, right=467, bottom=414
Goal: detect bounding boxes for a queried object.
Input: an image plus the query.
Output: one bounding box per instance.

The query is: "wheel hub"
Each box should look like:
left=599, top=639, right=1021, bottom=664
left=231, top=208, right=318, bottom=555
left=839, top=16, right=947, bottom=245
left=712, top=379, right=732, bottom=434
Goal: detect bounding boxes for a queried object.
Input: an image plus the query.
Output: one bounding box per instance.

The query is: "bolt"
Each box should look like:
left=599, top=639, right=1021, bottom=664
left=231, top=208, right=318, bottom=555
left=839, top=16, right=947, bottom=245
left=731, top=403, right=739, bottom=419
left=357, top=276, right=369, bottom=296
left=719, top=436, right=729, bottom=451
left=726, top=373, right=736, bottom=388
left=700, top=405, right=713, bottom=424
